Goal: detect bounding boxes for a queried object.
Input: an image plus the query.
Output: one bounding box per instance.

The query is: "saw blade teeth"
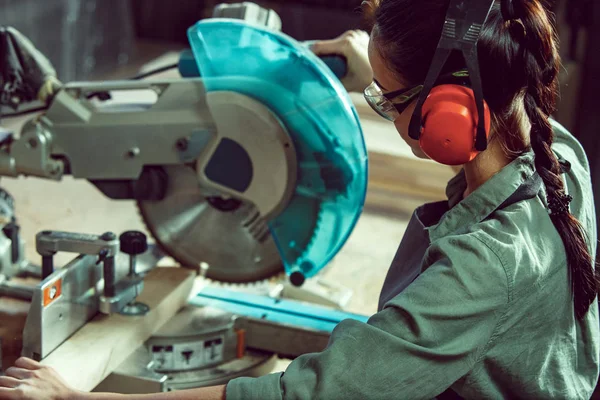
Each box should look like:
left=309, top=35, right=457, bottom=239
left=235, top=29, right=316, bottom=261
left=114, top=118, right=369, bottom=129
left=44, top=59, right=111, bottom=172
left=293, top=191, right=346, bottom=272
left=198, top=272, right=286, bottom=295
left=295, top=203, right=325, bottom=268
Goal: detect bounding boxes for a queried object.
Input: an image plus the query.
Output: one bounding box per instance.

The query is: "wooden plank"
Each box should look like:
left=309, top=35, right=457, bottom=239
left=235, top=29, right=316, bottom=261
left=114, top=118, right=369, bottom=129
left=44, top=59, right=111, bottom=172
left=365, top=151, right=456, bottom=215
left=0, top=297, right=31, bottom=370
left=39, top=267, right=195, bottom=392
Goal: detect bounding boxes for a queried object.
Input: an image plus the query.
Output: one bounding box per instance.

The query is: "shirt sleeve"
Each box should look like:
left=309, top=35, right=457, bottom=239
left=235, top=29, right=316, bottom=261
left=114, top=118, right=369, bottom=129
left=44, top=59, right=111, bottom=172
left=226, top=235, right=510, bottom=400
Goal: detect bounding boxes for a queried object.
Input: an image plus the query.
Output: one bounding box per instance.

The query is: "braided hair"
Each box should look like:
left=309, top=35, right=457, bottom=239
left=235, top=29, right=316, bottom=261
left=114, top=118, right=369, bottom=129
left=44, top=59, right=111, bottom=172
left=366, top=0, right=598, bottom=318
left=504, top=0, right=597, bottom=319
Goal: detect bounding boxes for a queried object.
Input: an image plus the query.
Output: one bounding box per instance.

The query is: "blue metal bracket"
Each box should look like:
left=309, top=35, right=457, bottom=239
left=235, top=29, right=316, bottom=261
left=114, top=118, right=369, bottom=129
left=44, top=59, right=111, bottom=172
left=190, top=286, right=369, bottom=333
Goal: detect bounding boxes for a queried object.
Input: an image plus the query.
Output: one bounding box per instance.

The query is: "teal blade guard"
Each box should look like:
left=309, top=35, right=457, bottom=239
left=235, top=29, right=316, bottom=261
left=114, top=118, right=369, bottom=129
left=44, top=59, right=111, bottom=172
left=187, top=19, right=368, bottom=283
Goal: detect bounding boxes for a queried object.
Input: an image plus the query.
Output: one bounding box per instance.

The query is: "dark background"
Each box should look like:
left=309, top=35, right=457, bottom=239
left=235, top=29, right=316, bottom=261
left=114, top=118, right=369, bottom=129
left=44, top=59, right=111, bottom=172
left=0, top=0, right=368, bottom=81
left=1, top=0, right=598, bottom=232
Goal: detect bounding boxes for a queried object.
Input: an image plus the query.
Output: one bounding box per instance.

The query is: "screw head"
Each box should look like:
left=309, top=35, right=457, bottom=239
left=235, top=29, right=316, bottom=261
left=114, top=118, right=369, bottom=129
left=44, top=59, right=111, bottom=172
left=126, top=147, right=140, bottom=158
left=176, top=138, right=189, bottom=151
left=101, top=232, right=117, bottom=241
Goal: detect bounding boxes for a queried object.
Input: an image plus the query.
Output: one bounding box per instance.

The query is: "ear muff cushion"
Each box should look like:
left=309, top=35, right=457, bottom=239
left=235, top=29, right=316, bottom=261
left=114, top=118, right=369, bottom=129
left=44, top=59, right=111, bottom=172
left=419, top=85, right=491, bottom=166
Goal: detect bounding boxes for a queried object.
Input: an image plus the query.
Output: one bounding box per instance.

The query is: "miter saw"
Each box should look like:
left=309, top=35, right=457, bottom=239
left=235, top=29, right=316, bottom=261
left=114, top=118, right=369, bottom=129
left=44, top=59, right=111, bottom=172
left=0, top=2, right=370, bottom=392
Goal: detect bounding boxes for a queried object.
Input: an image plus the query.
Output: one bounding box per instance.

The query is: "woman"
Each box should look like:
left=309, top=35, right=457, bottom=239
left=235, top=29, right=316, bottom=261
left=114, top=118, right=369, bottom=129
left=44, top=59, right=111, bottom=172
left=1, top=0, right=598, bottom=399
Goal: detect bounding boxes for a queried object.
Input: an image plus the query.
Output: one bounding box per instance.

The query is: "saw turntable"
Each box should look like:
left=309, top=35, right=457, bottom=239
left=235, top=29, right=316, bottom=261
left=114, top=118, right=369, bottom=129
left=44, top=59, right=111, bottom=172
left=0, top=2, right=370, bottom=393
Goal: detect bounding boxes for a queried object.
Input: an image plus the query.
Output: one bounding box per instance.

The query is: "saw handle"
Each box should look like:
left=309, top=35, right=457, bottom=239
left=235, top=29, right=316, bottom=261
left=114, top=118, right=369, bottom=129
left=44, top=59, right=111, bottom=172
left=318, top=54, right=348, bottom=79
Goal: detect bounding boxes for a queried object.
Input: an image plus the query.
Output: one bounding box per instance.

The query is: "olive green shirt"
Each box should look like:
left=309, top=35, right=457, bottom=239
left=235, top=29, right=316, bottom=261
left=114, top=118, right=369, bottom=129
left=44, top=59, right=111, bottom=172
left=226, top=119, right=599, bottom=399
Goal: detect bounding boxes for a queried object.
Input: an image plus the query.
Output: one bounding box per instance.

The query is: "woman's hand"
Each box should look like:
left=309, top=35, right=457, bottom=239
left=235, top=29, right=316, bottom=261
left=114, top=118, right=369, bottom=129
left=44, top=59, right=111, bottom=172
left=311, top=30, right=373, bottom=93
left=0, top=357, right=80, bottom=400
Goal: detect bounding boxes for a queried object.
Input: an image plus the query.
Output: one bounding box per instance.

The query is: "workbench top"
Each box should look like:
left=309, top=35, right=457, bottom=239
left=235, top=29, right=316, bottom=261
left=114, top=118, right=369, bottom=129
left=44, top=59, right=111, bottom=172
left=0, top=296, right=30, bottom=368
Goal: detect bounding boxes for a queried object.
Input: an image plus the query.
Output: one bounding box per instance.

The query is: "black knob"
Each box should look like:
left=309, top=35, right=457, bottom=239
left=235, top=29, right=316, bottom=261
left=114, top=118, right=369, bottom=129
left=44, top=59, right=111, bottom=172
left=290, top=271, right=305, bottom=287
left=119, top=231, right=148, bottom=255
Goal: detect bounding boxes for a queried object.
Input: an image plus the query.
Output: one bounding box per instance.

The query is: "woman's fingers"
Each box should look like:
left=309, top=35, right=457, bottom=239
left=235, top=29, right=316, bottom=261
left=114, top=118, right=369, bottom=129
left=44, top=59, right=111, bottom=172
left=311, top=30, right=368, bottom=56
left=311, top=38, right=346, bottom=56
left=14, top=357, right=42, bottom=370
left=0, top=376, right=21, bottom=388
left=5, top=367, right=33, bottom=380
left=0, top=359, right=75, bottom=399
left=0, top=386, right=22, bottom=400
left=310, top=29, right=373, bottom=92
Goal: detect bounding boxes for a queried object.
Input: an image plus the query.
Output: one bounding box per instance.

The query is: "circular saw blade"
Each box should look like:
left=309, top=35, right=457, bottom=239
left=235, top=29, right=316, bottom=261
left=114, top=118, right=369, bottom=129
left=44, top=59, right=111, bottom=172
left=137, top=165, right=284, bottom=283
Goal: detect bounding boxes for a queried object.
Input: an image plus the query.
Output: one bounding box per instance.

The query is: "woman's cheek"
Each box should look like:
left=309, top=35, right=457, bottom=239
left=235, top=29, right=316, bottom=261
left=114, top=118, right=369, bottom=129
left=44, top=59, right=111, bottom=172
left=393, top=107, right=429, bottom=159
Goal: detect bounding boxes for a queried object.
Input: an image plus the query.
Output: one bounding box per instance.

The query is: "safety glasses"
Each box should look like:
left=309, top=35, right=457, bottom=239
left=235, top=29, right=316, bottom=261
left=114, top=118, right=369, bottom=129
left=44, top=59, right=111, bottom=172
left=363, top=70, right=470, bottom=122
left=363, top=81, right=423, bottom=122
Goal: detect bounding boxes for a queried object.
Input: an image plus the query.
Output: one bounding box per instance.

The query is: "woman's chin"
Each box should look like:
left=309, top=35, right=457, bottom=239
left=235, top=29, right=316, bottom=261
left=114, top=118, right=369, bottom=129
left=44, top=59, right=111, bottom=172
left=410, top=147, right=430, bottom=160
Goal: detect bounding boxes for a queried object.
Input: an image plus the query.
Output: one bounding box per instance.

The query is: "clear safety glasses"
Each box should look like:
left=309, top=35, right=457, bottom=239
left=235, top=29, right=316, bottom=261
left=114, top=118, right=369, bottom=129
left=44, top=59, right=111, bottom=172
left=363, top=81, right=423, bottom=122
left=363, top=70, right=470, bottom=122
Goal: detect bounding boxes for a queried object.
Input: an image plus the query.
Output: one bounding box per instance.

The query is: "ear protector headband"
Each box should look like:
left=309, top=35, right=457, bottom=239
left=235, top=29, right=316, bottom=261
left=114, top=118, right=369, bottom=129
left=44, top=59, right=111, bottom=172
left=408, top=0, right=495, bottom=165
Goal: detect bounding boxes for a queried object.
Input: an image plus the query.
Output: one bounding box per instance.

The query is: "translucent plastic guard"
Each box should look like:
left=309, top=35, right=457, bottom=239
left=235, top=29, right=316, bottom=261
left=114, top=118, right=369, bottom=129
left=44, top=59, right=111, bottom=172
left=187, top=19, right=368, bottom=280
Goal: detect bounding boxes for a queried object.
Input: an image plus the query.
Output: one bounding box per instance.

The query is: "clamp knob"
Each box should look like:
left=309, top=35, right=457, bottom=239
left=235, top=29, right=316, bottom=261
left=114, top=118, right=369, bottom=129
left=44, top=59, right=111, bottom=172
left=120, top=231, right=147, bottom=278
left=119, top=231, right=148, bottom=256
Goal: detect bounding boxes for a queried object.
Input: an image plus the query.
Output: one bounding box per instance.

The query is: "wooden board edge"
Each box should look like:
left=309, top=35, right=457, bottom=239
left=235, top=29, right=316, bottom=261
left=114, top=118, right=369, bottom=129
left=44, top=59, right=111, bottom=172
left=40, top=267, right=195, bottom=392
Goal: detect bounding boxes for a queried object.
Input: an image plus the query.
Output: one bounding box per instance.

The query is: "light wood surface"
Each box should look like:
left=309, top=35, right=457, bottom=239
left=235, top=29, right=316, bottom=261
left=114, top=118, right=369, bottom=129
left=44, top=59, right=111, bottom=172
left=38, top=267, right=195, bottom=392
left=366, top=151, right=455, bottom=216
left=0, top=297, right=31, bottom=369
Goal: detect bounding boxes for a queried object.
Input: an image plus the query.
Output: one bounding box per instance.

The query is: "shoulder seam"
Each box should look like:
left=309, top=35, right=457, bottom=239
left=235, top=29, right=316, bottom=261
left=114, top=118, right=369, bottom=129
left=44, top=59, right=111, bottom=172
left=471, top=234, right=513, bottom=304
left=470, top=234, right=513, bottom=366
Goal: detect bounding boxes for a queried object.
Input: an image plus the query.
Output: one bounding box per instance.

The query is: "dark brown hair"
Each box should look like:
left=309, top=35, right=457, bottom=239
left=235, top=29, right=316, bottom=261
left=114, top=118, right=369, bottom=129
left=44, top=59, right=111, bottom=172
left=365, top=0, right=597, bottom=319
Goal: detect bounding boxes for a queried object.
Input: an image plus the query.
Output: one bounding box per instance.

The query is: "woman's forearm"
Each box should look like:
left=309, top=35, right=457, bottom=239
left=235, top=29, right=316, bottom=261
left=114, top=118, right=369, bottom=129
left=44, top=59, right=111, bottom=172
left=78, top=384, right=226, bottom=400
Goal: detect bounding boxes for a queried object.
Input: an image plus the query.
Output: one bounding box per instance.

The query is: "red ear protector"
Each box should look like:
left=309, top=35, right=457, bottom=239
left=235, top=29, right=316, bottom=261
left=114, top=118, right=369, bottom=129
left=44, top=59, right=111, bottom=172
left=419, top=84, right=491, bottom=165
left=408, top=0, right=495, bottom=166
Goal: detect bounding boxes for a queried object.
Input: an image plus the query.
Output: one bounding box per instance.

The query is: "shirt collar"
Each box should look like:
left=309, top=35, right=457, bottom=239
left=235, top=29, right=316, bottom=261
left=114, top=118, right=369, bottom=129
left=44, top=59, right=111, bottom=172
left=428, top=150, right=536, bottom=242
